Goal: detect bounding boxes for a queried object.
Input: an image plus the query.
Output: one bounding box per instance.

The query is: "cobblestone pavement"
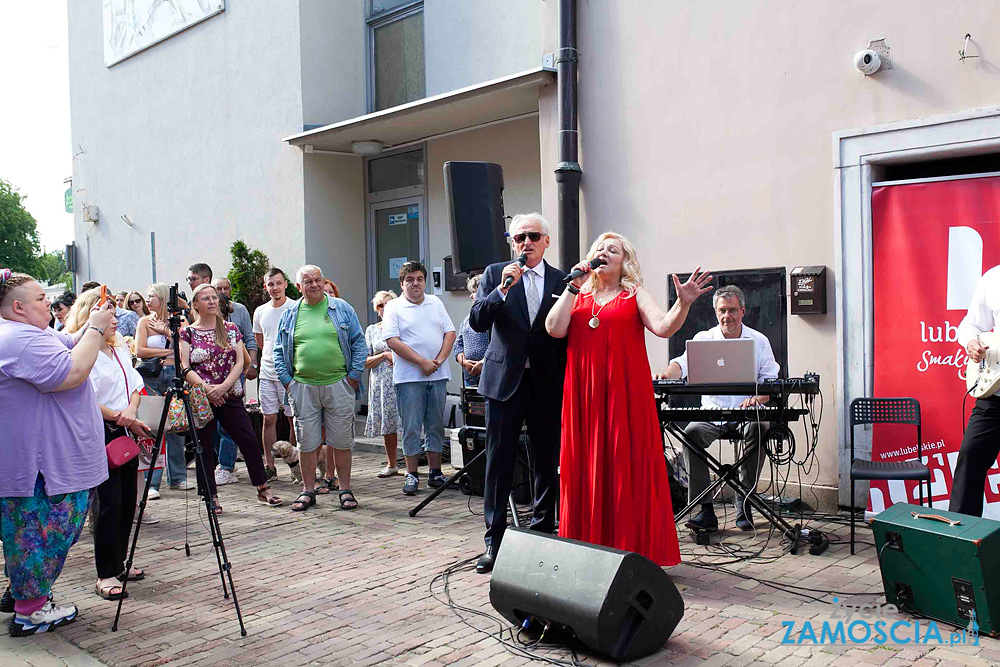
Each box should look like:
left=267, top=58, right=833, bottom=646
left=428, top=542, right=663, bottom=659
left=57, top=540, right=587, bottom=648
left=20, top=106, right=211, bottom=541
left=2, top=450, right=998, bottom=666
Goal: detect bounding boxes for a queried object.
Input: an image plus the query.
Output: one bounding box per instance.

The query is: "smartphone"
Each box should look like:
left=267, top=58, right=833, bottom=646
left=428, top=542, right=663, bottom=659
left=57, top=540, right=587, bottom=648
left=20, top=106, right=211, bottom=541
left=99, top=285, right=109, bottom=306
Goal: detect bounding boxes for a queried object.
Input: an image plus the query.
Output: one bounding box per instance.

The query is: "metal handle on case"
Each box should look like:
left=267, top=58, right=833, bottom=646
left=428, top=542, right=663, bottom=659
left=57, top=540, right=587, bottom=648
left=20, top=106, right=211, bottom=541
left=911, top=511, right=961, bottom=526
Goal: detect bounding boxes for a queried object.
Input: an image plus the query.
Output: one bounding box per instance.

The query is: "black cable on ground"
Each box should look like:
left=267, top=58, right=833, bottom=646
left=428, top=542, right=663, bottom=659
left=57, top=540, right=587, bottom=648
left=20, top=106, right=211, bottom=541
left=429, top=556, right=590, bottom=666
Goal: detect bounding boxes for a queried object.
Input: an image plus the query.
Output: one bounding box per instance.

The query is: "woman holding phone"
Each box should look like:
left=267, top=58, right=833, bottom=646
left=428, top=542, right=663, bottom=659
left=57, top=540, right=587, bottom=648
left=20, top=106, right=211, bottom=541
left=66, top=288, right=151, bottom=600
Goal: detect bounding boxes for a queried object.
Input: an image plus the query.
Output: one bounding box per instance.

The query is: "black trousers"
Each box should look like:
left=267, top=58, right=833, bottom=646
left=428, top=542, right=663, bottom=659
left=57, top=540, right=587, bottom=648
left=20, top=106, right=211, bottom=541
left=94, top=423, right=139, bottom=580
left=194, top=397, right=267, bottom=498
left=949, top=396, right=1000, bottom=517
left=483, top=369, right=561, bottom=548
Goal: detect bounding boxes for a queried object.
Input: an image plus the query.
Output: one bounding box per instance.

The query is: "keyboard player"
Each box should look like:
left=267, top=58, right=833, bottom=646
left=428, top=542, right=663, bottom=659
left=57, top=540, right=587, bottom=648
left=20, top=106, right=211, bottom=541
left=657, top=285, right=779, bottom=533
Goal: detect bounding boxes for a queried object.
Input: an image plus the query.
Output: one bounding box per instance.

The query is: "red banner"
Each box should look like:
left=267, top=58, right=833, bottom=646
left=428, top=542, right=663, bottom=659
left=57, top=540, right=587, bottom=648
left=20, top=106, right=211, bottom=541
left=871, top=176, right=1000, bottom=515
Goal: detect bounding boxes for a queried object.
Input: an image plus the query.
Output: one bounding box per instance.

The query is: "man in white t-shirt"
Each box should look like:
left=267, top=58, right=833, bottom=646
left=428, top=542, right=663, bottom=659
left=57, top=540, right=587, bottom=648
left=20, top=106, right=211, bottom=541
left=252, top=268, right=297, bottom=479
left=383, top=261, right=456, bottom=496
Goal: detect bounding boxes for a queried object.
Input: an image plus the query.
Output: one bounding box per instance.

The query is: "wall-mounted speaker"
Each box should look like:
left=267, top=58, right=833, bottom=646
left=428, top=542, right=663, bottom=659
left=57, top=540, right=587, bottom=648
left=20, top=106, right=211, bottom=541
left=444, top=161, right=508, bottom=273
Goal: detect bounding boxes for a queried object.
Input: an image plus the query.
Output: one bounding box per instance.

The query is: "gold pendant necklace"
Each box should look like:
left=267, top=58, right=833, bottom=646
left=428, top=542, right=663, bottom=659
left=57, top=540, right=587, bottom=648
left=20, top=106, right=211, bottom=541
left=589, top=289, right=619, bottom=329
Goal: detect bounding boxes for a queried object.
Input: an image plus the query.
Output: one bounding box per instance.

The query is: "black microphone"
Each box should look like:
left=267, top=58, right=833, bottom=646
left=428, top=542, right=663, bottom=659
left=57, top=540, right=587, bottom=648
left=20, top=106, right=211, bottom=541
left=563, top=257, right=607, bottom=284
left=502, top=253, right=529, bottom=290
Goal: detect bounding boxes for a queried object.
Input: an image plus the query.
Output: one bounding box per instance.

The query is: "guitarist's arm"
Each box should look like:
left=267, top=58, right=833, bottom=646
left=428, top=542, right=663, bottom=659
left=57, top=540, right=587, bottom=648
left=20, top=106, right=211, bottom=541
left=958, top=277, right=995, bottom=363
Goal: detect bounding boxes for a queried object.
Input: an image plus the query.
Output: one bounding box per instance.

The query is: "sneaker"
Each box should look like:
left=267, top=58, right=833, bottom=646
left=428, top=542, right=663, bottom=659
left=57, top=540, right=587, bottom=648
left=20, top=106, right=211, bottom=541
left=135, top=510, right=160, bottom=525
left=147, top=488, right=161, bottom=500
left=402, top=473, right=419, bottom=496
left=168, top=480, right=192, bottom=491
left=264, top=466, right=277, bottom=482
left=214, top=468, right=239, bottom=485
left=8, top=601, right=77, bottom=637
left=428, top=469, right=446, bottom=488
left=377, top=466, right=399, bottom=478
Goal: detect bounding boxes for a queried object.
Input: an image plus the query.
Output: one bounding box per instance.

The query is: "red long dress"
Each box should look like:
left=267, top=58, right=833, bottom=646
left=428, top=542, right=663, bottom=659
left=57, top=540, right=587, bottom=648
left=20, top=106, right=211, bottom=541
left=558, top=290, right=681, bottom=566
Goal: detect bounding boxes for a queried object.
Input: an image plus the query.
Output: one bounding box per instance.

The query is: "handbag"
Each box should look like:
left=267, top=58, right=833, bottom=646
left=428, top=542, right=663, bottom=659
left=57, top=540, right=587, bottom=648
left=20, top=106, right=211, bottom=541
left=135, top=356, right=163, bottom=379
left=106, top=434, right=139, bottom=469
left=107, top=349, right=140, bottom=468
left=165, top=384, right=214, bottom=434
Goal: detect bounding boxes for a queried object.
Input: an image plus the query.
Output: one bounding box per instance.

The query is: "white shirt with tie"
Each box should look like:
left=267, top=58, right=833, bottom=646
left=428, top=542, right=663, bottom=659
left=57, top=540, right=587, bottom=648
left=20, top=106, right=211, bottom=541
left=497, top=261, right=545, bottom=368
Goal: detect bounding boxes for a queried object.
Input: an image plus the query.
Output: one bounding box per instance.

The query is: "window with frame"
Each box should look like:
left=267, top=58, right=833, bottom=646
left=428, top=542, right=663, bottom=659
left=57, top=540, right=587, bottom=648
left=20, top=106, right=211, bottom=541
left=367, top=0, right=426, bottom=112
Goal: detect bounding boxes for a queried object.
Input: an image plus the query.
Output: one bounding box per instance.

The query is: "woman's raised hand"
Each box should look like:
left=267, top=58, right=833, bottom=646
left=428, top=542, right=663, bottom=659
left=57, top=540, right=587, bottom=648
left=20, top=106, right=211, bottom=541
left=673, top=267, right=714, bottom=305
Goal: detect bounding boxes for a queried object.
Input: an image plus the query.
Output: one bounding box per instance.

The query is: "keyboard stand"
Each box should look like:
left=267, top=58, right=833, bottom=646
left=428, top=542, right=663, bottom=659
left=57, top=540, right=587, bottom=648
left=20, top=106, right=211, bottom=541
left=666, top=422, right=796, bottom=539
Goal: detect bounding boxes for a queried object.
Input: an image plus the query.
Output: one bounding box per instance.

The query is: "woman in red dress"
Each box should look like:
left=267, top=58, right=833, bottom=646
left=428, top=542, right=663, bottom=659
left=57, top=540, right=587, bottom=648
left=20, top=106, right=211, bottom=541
left=545, top=232, right=712, bottom=566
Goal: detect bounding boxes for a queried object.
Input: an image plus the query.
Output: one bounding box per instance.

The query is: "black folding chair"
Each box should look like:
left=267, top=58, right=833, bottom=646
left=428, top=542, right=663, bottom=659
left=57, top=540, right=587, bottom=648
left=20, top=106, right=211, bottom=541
left=849, top=397, right=932, bottom=554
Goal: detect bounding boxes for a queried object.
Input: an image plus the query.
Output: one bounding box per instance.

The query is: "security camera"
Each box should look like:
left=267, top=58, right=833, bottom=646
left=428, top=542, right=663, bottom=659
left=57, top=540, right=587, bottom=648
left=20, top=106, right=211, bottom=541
left=854, top=49, right=882, bottom=75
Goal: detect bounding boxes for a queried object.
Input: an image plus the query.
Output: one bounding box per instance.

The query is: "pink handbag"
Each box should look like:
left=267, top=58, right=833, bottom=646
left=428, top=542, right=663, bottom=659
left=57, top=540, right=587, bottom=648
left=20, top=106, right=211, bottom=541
left=107, top=348, right=140, bottom=469
left=106, top=434, right=139, bottom=469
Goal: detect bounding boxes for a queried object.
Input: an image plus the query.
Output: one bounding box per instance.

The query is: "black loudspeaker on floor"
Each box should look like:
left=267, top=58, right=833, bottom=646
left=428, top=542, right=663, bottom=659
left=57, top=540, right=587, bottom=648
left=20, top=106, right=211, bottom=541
left=489, top=528, right=685, bottom=661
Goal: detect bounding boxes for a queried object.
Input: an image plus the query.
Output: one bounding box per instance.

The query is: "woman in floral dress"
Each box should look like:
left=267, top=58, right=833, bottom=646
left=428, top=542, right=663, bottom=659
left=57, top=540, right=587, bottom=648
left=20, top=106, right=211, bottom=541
left=365, top=290, right=400, bottom=478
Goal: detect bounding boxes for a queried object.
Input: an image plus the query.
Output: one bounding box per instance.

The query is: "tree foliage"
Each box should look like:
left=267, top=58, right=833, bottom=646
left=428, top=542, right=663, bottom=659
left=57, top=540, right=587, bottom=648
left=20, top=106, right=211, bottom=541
left=227, top=240, right=300, bottom=314
left=37, top=250, right=72, bottom=290
left=0, top=179, right=42, bottom=276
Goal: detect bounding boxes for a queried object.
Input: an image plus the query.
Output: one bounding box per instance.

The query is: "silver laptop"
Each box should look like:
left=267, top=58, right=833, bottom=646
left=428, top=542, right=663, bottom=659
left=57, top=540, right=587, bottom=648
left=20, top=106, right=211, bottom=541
left=686, top=339, right=756, bottom=384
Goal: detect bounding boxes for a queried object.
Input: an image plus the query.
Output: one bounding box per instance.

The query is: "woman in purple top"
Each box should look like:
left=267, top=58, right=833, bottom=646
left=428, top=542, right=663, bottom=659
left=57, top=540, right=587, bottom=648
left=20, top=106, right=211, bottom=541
left=66, top=288, right=152, bottom=601
left=179, top=284, right=282, bottom=511
left=0, top=269, right=114, bottom=637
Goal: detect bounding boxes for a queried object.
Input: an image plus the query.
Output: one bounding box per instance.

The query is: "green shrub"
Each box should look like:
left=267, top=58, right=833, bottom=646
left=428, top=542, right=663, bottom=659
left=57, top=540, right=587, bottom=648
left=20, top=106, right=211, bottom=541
left=227, top=240, right=300, bottom=313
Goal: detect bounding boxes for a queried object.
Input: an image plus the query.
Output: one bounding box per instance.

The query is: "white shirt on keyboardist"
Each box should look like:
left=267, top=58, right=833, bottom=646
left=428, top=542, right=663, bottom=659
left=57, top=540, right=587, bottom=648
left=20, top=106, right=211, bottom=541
left=670, top=324, right=780, bottom=410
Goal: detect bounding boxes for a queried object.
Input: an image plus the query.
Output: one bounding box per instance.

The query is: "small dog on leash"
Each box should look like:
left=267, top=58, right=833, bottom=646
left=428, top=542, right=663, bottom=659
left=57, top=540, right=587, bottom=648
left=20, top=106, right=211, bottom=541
left=271, top=440, right=327, bottom=484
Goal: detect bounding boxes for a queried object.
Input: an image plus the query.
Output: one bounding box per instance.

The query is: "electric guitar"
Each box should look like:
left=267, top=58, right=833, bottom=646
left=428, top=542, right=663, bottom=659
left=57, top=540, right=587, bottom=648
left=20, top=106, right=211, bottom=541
left=967, top=332, right=1000, bottom=399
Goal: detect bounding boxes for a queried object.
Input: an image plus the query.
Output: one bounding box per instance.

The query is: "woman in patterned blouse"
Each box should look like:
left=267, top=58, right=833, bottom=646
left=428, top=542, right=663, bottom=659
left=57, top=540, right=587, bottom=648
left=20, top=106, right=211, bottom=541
left=179, top=284, right=282, bottom=511
left=455, top=274, right=489, bottom=387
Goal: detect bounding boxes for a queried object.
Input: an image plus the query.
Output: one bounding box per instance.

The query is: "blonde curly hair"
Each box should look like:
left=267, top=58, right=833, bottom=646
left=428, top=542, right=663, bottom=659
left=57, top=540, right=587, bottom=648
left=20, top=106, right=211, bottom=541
left=581, top=231, right=643, bottom=297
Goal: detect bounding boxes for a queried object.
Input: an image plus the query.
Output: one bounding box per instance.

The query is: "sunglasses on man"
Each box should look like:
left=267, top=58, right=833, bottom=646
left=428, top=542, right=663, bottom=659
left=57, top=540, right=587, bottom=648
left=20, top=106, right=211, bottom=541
left=512, top=232, right=544, bottom=243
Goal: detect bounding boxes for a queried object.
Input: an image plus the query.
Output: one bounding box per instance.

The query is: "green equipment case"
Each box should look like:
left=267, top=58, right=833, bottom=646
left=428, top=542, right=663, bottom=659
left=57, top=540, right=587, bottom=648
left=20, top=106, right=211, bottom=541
left=872, top=502, right=1000, bottom=637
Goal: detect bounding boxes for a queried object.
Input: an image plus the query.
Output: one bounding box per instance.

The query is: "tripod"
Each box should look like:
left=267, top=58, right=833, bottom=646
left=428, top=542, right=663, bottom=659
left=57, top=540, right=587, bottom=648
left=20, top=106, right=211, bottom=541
left=112, top=285, right=247, bottom=636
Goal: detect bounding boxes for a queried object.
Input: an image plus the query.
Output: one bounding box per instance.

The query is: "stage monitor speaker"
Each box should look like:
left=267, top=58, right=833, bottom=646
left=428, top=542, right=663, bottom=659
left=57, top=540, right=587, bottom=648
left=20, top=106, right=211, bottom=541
left=444, top=161, right=508, bottom=273
left=873, top=502, right=1000, bottom=636
left=490, top=529, right=684, bottom=661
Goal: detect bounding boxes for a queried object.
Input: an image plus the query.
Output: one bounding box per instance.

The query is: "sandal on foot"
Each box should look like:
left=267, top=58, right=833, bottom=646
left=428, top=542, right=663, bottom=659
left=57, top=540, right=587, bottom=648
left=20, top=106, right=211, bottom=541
left=95, top=580, right=128, bottom=601
left=119, top=567, right=145, bottom=582
left=211, top=498, right=224, bottom=515
left=257, top=487, right=283, bottom=507
left=314, top=478, right=331, bottom=495
left=338, top=489, right=358, bottom=510
left=291, top=490, right=316, bottom=512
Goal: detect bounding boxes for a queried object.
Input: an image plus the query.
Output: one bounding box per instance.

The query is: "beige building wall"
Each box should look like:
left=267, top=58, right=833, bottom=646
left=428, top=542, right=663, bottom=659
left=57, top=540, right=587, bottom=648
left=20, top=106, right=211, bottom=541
left=424, top=0, right=542, bottom=97
left=426, top=116, right=543, bottom=388
left=302, top=155, right=367, bottom=310
left=68, top=0, right=308, bottom=291
left=538, top=2, right=1000, bottom=501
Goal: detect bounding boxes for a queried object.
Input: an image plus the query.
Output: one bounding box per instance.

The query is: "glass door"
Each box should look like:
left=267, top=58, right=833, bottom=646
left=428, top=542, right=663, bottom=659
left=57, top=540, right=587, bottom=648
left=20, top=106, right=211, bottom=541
left=369, top=197, right=424, bottom=301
